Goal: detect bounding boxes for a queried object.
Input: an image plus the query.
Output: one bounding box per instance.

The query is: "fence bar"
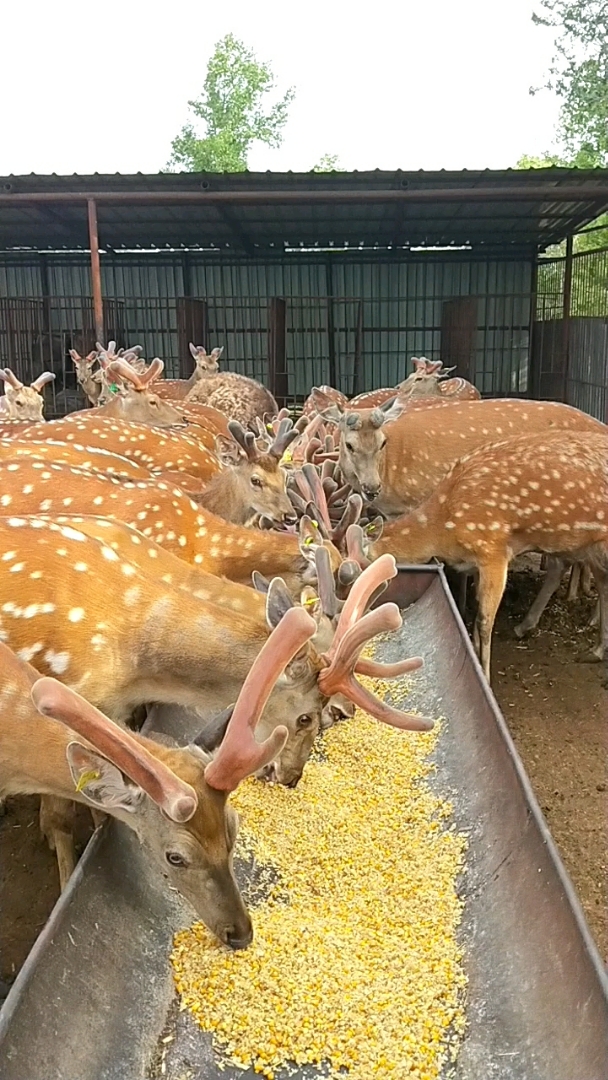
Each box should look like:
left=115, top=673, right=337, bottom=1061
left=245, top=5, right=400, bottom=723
left=268, top=297, right=288, bottom=407
left=87, top=199, right=104, bottom=344
left=561, top=233, right=573, bottom=403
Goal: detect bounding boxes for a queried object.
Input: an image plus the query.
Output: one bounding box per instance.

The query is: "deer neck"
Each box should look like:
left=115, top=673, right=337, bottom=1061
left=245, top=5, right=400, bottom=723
left=192, top=522, right=307, bottom=592
left=197, top=469, right=251, bottom=525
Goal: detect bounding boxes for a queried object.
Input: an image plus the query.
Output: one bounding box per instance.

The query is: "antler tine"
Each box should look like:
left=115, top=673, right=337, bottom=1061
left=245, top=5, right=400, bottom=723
left=328, top=552, right=398, bottom=655
left=305, top=438, right=323, bottom=462
left=269, top=417, right=299, bottom=459
left=107, top=359, right=144, bottom=390
left=287, top=488, right=309, bottom=517
left=317, top=605, right=432, bottom=732
left=31, top=677, right=198, bottom=822
left=314, top=545, right=338, bottom=619
left=204, top=605, right=317, bottom=792
left=138, top=357, right=164, bottom=386
left=227, top=420, right=258, bottom=462
left=331, top=493, right=363, bottom=551
left=302, top=463, right=332, bottom=533
left=345, top=523, right=372, bottom=569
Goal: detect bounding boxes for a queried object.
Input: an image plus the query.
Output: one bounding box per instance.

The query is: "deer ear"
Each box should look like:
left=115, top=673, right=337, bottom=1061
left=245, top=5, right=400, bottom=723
left=211, top=347, right=223, bottom=360
left=265, top=577, right=295, bottom=630
left=252, top=570, right=271, bottom=593
left=66, top=743, right=145, bottom=815
left=189, top=342, right=198, bottom=359
left=215, top=434, right=243, bottom=466
left=299, top=586, right=323, bottom=622
left=298, top=515, right=325, bottom=563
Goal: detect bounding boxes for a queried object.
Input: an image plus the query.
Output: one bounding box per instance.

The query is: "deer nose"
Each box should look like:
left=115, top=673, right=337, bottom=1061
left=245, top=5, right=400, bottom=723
left=283, top=512, right=297, bottom=527
left=362, top=485, right=381, bottom=500
left=285, top=775, right=301, bottom=789
left=225, top=925, right=254, bottom=950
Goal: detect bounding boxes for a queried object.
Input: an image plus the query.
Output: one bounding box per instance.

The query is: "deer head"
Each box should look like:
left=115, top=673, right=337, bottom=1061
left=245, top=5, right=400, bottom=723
left=98, top=358, right=187, bottom=428
left=312, top=390, right=399, bottom=502
left=397, top=357, right=451, bottom=399
left=0, top=368, right=56, bottom=422
left=189, top=343, right=224, bottom=376
left=27, top=604, right=317, bottom=947
left=204, top=419, right=299, bottom=527
left=69, top=349, right=101, bottom=405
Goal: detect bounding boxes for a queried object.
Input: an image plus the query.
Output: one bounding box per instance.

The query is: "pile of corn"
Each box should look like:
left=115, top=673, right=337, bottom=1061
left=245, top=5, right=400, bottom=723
left=171, top=668, right=467, bottom=1079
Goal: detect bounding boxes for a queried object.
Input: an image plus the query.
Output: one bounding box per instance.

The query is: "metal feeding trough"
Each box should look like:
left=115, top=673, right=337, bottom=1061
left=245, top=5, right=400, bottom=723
left=0, top=565, right=606, bottom=1080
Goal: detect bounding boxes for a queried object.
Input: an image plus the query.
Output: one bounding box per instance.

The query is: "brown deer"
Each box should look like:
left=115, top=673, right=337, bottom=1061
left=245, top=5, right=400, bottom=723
left=322, top=397, right=605, bottom=517
left=0, top=368, right=56, bottom=422
left=302, top=385, right=349, bottom=418
left=0, top=458, right=343, bottom=593
left=14, top=414, right=221, bottom=485
left=184, top=343, right=278, bottom=427
left=198, top=419, right=298, bottom=527
left=69, top=349, right=102, bottom=405
left=351, top=430, right=608, bottom=681
left=82, top=357, right=188, bottom=429
left=154, top=345, right=224, bottom=401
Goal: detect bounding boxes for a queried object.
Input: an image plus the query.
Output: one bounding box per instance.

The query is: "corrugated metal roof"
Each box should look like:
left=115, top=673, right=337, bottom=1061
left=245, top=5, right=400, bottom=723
left=0, top=169, right=606, bottom=256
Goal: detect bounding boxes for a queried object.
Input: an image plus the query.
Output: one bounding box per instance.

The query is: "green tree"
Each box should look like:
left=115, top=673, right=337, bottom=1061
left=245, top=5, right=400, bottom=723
left=531, top=1, right=608, bottom=166
left=311, top=154, right=345, bottom=172
left=167, top=35, right=295, bottom=172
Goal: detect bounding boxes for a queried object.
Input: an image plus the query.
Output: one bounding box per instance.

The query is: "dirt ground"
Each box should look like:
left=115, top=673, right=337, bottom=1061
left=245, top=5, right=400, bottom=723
left=0, top=563, right=606, bottom=991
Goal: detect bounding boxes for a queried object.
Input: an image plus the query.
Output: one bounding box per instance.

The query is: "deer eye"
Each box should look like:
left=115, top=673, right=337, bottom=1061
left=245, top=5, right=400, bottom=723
left=297, top=713, right=314, bottom=729
left=345, top=441, right=355, bottom=453
left=166, top=851, right=189, bottom=868
left=379, top=437, right=387, bottom=449
left=250, top=475, right=263, bottom=488
left=16, top=399, right=25, bottom=406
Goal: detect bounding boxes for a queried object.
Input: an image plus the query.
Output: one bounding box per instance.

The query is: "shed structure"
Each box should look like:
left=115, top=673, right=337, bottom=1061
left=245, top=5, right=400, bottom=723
left=0, top=168, right=606, bottom=418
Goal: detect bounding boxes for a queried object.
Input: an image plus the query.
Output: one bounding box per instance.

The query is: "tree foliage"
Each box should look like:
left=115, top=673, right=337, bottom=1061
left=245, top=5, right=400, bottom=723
left=531, top=0, right=608, bottom=166
left=311, top=154, right=345, bottom=172
left=167, top=35, right=295, bottom=172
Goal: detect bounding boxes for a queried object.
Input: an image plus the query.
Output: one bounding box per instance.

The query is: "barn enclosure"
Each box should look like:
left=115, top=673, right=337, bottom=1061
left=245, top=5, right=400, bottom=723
left=0, top=169, right=606, bottom=418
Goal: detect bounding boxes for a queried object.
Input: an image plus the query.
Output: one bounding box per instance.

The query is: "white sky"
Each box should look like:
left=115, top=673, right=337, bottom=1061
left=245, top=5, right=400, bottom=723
left=0, top=0, right=562, bottom=176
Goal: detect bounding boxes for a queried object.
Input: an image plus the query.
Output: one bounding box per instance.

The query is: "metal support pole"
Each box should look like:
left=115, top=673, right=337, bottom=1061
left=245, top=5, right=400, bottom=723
left=325, top=261, right=337, bottom=389
left=268, top=297, right=288, bottom=407
left=562, top=233, right=573, bottom=403
left=87, top=198, right=104, bottom=345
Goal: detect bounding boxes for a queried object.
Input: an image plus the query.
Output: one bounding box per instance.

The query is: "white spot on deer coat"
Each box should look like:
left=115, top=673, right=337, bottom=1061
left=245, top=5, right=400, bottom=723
left=45, top=650, right=70, bottom=674
left=68, top=608, right=85, bottom=623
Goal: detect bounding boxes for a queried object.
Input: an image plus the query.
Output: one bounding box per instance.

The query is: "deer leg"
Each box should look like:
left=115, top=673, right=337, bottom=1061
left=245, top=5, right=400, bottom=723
left=581, top=563, right=594, bottom=597
left=566, top=562, right=581, bottom=602
left=39, top=795, right=77, bottom=891
left=589, top=599, right=601, bottom=629
left=514, top=556, right=565, bottom=638
left=475, top=557, right=509, bottom=683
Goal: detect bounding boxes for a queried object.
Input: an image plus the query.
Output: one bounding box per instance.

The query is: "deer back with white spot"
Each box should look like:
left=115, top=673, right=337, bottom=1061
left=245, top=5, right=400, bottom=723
left=369, top=429, right=608, bottom=680
left=0, top=436, right=152, bottom=481
left=15, top=414, right=221, bottom=484
left=0, top=368, right=56, bottom=422
left=337, top=396, right=606, bottom=519
left=0, top=457, right=340, bottom=593
left=185, top=345, right=278, bottom=427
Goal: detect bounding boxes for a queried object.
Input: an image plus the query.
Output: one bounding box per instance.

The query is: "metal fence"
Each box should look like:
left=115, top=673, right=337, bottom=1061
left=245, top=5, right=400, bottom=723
left=0, top=288, right=534, bottom=415
left=535, top=246, right=608, bottom=422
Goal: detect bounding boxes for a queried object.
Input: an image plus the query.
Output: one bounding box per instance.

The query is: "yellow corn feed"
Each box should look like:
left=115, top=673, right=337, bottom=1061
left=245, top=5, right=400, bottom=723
left=171, top=669, right=468, bottom=1079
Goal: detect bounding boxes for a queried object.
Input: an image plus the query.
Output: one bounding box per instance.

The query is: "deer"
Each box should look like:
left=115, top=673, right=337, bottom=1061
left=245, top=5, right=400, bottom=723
left=0, top=368, right=56, bottom=422
left=320, top=396, right=606, bottom=518
left=197, top=419, right=298, bottom=527
left=14, top=414, right=222, bottom=485
left=69, top=349, right=102, bottom=406
left=77, top=357, right=188, bottom=429
left=184, top=343, right=279, bottom=427
left=347, top=358, right=481, bottom=410
left=0, top=458, right=346, bottom=594
left=302, top=385, right=349, bottom=418
left=348, top=429, right=608, bottom=682
left=154, top=345, right=224, bottom=401
left=0, top=438, right=154, bottom=481
left=0, top=515, right=430, bottom=789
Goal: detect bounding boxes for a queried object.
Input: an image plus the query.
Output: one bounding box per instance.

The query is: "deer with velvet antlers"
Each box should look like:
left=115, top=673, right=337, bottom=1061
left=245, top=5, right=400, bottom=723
left=0, top=368, right=56, bottom=422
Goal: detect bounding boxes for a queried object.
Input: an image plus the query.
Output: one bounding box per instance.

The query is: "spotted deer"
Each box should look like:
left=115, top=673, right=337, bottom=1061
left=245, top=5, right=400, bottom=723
left=69, top=349, right=102, bottom=405
left=322, top=397, right=606, bottom=517
left=154, top=345, right=224, bottom=401
left=184, top=344, right=278, bottom=427
left=0, top=458, right=344, bottom=593
left=349, top=430, right=608, bottom=681
left=83, top=358, right=188, bottom=428
left=347, top=358, right=480, bottom=410
left=302, top=385, right=349, bottom=418
left=0, top=368, right=56, bottom=422
left=0, top=438, right=153, bottom=480
left=14, top=414, right=221, bottom=485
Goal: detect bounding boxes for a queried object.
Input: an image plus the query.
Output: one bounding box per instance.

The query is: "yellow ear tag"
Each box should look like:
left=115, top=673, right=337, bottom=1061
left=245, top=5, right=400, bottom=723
left=266, top=423, right=273, bottom=432
left=75, top=769, right=101, bottom=793
left=281, top=450, right=293, bottom=465
left=311, top=520, right=319, bottom=529
left=304, top=596, right=318, bottom=609
left=368, top=524, right=375, bottom=532
left=304, top=536, right=314, bottom=546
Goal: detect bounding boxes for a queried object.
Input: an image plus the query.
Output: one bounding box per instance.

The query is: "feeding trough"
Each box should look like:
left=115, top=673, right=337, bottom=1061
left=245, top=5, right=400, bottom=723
left=0, top=565, right=606, bottom=1080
